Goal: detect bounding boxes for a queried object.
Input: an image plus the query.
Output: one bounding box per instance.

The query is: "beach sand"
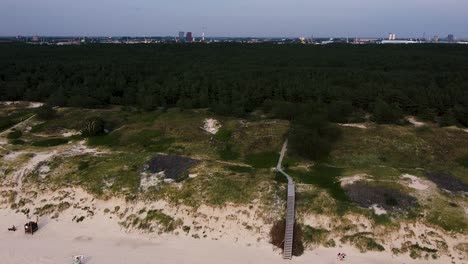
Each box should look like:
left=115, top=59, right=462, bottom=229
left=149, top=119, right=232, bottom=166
left=0, top=209, right=448, bottom=264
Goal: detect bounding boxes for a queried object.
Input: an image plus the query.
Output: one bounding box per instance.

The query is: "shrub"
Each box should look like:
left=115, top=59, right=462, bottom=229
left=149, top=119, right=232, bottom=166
left=372, top=99, right=403, bottom=124
left=270, top=219, right=304, bottom=256
left=7, top=130, right=22, bottom=139
left=35, top=104, right=56, bottom=120
left=81, top=117, right=105, bottom=137
left=289, top=115, right=341, bottom=160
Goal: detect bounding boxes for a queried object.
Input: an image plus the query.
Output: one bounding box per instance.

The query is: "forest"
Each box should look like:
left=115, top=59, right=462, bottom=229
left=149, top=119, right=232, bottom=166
left=1, top=43, right=467, bottom=129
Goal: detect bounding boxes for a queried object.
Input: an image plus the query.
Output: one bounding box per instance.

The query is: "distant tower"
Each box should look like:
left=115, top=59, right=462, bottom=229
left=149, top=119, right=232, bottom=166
left=202, top=32, right=205, bottom=42
left=178, top=31, right=185, bottom=42
left=186, top=32, right=193, bottom=42
left=447, top=34, right=455, bottom=42
left=388, top=33, right=396, bottom=40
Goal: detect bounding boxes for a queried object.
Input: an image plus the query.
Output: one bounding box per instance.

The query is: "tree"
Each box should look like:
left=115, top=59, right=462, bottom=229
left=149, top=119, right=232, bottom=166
left=372, top=99, right=403, bottom=124
left=35, top=104, right=56, bottom=120
left=327, top=100, right=353, bottom=123
left=289, top=115, right=341, bottom=160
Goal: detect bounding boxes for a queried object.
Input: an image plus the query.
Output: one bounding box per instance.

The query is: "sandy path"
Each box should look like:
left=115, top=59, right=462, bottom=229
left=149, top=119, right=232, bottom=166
left=1, top=209, right=444, bottom=264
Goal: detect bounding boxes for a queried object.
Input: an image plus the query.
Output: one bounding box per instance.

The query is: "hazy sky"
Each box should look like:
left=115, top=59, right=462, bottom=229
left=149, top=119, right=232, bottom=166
left=1, top=0, right=467, bottom=38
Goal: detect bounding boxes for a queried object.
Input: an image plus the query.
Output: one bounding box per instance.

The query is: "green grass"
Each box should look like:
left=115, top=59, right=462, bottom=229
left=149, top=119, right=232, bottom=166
left=426, top=199, right=467, bottom=233
left=214, top=128, right=232, bottom=142
left=48, top=153, right=147, bottom=197
left=218, top=144, right=240, bottom=160
left=31, top=138, right=69, bottom=147
left=245, top=151, right=279, bottom=168
left=457, top=154, right=468, bottom=168
left=225, top=165, right=253, bottom=173
left=207, top=173, right=253, bottom=205
left=302, top=225, right=330, bottom=246
left=87, top=132, right=121, bottom=147
left=340, top=232, right=385, bottom=253
left=288, top=165, right=347, bottom=201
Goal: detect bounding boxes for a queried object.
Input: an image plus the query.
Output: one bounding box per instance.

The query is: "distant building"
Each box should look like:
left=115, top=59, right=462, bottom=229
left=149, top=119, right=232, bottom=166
left=380, top=39, right=418, bottom=44
left=186, top=32, right=193, bottom=42
left=433, top=36, right=439, bottom=43
left=388, top=33, right=396, bottom=40
left=178, top=31, right=185, bottom=42
left=448, top=34, right=455, bottom=42
left=31, top=36, right=40, bottom=42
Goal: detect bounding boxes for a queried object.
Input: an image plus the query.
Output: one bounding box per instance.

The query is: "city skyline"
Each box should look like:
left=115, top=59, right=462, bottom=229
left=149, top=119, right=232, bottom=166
left=1, top=0, right=468, bottom=38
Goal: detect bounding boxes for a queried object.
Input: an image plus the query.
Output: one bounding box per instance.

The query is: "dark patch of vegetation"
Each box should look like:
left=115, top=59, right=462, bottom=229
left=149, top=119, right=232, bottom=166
left=270, top=219, right=304, bottom=256
left=31, top=137, right=69, bottom=147
left=457, top=155, right=468, bottom=168
left=87, top=132, right=121, bottom=147
left=35, top=104, right=56, bottom=120
left=344, top=182, right=418, bottom=212
left=425, top=171, right=468, bottom=192
left=289, top=114, right=342, bottom=161
left=372, top=99, right=404, bottom=124
left=147, top=154, right=200, bottom=181
left=7, top=130, right=22, bottom=139
left=214, top=128, right=232, bottom=142
left=274, top=171, right=288, bottom=183
left=218, top=144, right=240, bottom=160
left=245, top=151, right=278, bottom=168
left=9, top=139, right=25, bottom=145
left=0, top=111, right=33, bottom=132
left=289, top=165, right=347, bottom=201
left=81, top=117, right=105, bottom=137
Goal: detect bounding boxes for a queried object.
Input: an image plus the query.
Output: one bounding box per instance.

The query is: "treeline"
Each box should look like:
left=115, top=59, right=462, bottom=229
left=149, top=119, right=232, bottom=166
left=0, top=43, right=467, bottom=127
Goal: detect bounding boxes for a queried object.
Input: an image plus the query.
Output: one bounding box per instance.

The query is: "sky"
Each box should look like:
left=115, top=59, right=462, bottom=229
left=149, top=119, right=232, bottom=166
left=1, top=0, right=468, bottom=38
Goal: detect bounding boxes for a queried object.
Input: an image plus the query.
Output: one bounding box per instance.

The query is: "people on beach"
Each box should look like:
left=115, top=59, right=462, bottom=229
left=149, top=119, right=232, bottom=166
left=337, top=252, right=346, bottom=261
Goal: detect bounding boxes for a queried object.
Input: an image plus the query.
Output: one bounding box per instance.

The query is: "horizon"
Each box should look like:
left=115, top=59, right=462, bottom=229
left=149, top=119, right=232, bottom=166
left=1, top=0, right=468, bottom=39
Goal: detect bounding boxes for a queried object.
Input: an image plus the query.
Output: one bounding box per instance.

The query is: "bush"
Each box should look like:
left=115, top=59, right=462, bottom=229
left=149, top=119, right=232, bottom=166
left=7, top=130, right=22, bottom=139
left=327, top=100, right=353, bottom=123
left=35, top=104, right=56, bottom=120
left=372, top=99, right=403, bottom=124
left=81, top=117, right=105, bottom=137
left=270, top=219, right=304, bottom=256
left=289, top=115, right=341, bottom=160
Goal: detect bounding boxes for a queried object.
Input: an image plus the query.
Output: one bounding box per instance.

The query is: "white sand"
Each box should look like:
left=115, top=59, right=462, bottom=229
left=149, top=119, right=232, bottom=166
left=62, top=130, right=81, bottom=137
left=11, top=151, right=56, bottom=190
left=201, top=118, right=221, bottom=134
left=340, top=174, right=369, bottom=187
left=406, top=117, right=426, bottom=127
left=28, top=102, right=44, bottom=108
left=3, top=151, right=25, bottom=161
left=0, top=209, right=444, bottom=264
left=339, top=123, right=368, bottom=129
left=370, top=204, right=387, bottom=215
left=401, top=174, right=429, bottom=191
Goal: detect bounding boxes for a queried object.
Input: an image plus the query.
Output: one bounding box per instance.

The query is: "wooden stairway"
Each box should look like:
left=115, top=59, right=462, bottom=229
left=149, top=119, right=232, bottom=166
left=283, top=183, right=295, bottom=259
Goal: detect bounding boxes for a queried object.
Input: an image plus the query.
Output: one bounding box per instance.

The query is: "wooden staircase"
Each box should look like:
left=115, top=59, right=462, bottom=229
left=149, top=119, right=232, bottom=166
left=283, top=183, right=295, bottom=259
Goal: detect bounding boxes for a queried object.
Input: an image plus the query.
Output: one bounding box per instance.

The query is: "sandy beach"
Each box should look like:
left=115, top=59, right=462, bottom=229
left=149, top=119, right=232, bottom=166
left=1, top=209, right=452, bottom=264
